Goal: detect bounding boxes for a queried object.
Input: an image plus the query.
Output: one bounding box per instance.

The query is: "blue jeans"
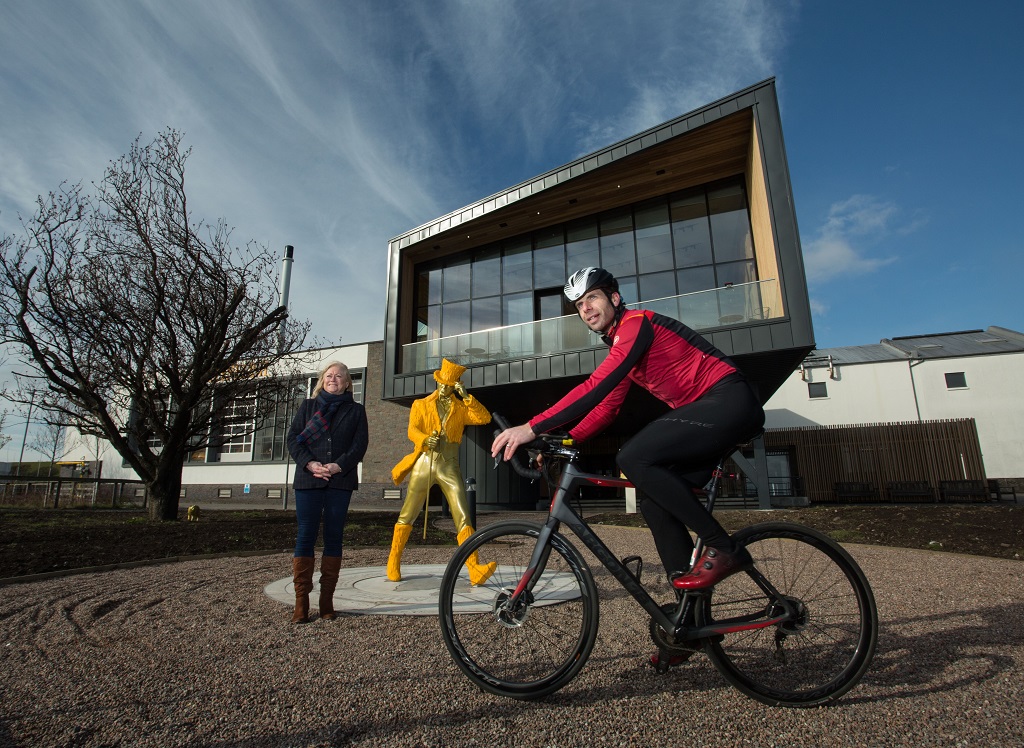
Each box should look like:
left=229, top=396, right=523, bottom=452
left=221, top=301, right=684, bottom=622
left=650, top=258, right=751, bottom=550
left=293, top=488, right=352, bottom=557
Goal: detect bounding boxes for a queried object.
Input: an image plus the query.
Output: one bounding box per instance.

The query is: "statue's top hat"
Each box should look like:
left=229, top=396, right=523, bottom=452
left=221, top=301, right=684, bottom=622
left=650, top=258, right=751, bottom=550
left=433, top=358, right=466, bottom=386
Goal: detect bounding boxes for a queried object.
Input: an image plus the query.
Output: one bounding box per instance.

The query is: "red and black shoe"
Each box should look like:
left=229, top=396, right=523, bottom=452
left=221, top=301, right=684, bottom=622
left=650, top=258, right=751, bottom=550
left=649, top=648, right=697, bottom=673
left=671, top=546, right=752, bottom=591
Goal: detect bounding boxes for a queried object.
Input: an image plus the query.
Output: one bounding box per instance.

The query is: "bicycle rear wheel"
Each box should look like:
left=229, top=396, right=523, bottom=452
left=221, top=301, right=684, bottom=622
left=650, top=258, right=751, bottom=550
left=438, top=521, right=599, bottom=700
left=700, top=521, right=877, bottom=707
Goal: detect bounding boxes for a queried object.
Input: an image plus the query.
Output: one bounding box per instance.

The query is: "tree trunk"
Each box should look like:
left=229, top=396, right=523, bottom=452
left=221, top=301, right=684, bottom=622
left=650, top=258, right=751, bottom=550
left=147, top=469, right=183, bottom=521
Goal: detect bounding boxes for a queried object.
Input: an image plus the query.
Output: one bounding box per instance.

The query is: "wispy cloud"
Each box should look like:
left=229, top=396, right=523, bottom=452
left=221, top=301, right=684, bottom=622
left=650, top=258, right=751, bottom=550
left=573, top=0, right=796, bottom=154
left=802, top=195, right=916, bottom=283
left=1, top=0, right=807, bottom=349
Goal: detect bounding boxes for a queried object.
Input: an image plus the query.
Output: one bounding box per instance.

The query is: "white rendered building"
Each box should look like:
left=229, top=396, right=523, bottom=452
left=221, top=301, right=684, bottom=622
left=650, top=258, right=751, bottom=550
left=765, top=326, right=1024, bottom=483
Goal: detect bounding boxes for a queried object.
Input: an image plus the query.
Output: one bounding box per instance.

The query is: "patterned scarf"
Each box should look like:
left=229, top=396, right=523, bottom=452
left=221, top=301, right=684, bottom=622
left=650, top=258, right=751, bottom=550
left=295, top=391, right=348, bottom=444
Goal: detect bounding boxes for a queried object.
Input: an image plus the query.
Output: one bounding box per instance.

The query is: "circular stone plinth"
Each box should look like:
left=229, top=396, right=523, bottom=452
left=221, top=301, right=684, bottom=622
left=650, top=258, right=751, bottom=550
left=264, top=564, right=579, bottom=617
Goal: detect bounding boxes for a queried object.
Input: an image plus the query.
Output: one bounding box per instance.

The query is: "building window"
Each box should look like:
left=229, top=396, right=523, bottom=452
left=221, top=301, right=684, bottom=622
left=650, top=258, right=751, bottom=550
left=220, top=395, right=257, bottom=454
left=411, top=176, right=757, bottom=360
left=254, top=380, right=305, bottom=462
left=944, top=372, right=967, bottom=389
left=808, top=382, right=828, bottom=399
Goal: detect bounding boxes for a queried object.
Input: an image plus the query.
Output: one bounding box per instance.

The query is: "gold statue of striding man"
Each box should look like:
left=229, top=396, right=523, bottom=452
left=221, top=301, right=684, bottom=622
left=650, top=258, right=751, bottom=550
left=387, top=358, right=495, bottom=585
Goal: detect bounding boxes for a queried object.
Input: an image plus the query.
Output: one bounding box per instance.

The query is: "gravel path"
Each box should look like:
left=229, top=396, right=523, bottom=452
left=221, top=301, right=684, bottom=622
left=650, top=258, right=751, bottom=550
left=1, top=522, right=1021, bottom=747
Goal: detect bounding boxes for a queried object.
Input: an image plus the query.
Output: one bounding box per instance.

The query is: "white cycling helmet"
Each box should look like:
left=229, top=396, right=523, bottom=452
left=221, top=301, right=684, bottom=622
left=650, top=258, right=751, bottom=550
left=563, top=267, right=618, bottom=302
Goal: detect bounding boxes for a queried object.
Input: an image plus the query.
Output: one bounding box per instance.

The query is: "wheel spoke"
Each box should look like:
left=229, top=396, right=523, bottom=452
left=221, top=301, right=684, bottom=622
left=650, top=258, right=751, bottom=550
left=701, top=522, right=877, bottom=707
left=438, top=522, right=599, bottom=700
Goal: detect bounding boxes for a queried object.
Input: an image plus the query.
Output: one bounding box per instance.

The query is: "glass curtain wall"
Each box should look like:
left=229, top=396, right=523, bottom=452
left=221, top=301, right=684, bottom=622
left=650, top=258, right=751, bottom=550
left=411, top=177, right=757, bottom=366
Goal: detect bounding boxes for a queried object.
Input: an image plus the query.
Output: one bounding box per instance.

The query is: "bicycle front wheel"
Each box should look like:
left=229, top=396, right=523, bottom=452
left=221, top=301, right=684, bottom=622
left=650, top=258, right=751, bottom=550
left=700, top=522, right=878, bottom=707
left=438, top=521, right=599, bottom=700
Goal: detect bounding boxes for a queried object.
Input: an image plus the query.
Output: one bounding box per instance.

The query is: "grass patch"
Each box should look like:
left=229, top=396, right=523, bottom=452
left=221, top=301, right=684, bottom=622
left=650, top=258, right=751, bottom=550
left=828, top=529, right=866, bottom=543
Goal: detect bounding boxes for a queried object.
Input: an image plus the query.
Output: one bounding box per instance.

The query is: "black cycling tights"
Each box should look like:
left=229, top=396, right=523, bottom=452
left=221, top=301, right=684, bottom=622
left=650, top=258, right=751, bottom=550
left=616, top=375, right=764, bottom=576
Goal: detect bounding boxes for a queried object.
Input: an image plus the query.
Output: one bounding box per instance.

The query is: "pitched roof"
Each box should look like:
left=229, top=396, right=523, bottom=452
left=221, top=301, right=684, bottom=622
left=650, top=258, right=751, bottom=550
left=802, top=326, right=1024, bottom=366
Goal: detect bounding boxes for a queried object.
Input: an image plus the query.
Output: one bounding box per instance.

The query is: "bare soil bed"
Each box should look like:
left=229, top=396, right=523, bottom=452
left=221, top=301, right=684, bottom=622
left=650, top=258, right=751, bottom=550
left=1, top=503, right=1021, bottom=580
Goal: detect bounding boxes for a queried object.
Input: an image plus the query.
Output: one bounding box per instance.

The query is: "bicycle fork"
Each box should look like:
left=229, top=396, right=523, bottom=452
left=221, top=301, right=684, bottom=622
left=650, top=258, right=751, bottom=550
left=505, top=517, right=560, bottom=606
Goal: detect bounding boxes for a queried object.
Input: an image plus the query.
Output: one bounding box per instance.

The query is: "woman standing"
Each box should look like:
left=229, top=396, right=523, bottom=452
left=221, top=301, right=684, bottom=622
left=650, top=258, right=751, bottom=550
left=286, top=361, right=369, bottom=623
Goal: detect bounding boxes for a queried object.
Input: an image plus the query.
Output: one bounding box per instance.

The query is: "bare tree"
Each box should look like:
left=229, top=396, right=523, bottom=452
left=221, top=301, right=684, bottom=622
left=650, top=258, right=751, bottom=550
left=0, top=356, right=11, bottom=455
left=0, top=129, right=311, bottom=519
left=29, top=416, right=67, bottom=477
left=0, top=409, right=11, bottom=455
left=27, top=415, right=67, bottom=503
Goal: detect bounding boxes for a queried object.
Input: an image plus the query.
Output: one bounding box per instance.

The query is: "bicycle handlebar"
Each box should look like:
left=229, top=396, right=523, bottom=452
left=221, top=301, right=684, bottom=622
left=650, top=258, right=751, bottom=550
left=492, top=413, right=579, bottom=483
left=491, top=413, right=543, bottom=481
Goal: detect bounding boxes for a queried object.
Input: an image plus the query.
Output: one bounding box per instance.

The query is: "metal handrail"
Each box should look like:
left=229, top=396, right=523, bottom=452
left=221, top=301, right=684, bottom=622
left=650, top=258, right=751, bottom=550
left=401, top=278, right=779, bottom=374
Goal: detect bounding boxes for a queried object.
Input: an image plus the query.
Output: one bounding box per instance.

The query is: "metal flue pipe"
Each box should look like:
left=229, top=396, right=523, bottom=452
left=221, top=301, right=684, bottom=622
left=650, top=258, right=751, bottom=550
left=277, top=245, right=294, bottom=353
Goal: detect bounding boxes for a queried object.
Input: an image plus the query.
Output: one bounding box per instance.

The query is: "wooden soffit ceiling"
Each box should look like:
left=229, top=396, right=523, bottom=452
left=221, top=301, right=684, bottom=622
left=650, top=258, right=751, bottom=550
left=402, top=108, right=753, bottom=265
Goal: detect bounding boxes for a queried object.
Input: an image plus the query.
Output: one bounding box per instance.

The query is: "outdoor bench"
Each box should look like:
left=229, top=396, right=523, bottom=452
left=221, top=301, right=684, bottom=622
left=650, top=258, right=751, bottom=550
left=886, top=481, right=936, bottom=503
left=833, top=481, right=879, bottom=503
left=939, top=480, right=988, bottom=503
left=988, top=480, right=1020, bottom=504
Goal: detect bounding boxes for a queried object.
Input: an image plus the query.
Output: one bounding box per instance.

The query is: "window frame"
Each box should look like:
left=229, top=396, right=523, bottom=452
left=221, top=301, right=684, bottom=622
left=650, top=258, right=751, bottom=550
left=807, top=381, right=828, bottom=399
left=944, top=371, right=968, bottom=390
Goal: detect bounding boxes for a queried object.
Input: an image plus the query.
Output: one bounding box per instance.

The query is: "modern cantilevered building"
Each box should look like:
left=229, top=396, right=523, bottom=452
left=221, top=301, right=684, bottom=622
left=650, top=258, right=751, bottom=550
left=381, top=78, right=814, bottom=509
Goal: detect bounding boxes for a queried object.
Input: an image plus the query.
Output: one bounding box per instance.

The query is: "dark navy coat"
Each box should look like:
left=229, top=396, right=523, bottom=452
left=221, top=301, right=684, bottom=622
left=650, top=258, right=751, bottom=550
left=286, top=393, right=369, bottom=491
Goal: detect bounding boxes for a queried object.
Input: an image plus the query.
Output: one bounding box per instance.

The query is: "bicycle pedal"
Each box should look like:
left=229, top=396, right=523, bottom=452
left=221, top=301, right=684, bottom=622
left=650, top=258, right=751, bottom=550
left=621, top=555, right=643, bottom=583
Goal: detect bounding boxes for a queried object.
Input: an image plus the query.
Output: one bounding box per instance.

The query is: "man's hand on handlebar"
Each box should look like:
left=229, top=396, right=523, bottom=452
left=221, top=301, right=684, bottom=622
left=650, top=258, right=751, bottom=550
left=491, top=423, right=537, bottom=462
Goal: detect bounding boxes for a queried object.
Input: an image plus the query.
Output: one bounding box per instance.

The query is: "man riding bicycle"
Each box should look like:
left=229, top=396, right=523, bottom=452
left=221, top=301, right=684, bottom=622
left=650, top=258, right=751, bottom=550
left=492, top=267, right=765, bottom=594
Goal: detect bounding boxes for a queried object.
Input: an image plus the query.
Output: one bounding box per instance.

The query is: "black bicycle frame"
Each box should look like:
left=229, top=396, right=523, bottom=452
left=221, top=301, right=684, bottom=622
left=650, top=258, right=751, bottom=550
left=507, top=458, right=795, bottom=642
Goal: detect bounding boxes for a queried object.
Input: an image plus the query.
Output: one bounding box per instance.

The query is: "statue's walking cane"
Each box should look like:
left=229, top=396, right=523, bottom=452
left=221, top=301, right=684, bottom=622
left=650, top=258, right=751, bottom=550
left=422, top=401, right=454, bottom=539
left=423, top=429, right=438, bottom=540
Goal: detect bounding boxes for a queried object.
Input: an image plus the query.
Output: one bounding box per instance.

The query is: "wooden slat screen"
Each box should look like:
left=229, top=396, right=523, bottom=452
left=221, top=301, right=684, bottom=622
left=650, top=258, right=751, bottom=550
left=764, top=419, right=984, bottom=504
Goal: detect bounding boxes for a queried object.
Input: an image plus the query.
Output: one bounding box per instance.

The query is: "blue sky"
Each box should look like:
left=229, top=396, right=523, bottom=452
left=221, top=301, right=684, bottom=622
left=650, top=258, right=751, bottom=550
left=2, top=1, right=1022, bottom=454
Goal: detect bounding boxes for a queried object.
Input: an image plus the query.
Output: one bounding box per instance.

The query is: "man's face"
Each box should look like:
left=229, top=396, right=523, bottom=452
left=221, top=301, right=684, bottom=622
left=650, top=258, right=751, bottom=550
left=438, top=383, right=454, bottom=399
left=574, top=289, right=620, bottom=334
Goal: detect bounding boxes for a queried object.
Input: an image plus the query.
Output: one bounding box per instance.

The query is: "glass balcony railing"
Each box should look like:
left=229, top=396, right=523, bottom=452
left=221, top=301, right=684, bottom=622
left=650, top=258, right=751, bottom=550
left=401, top=278, right=779, bottom=374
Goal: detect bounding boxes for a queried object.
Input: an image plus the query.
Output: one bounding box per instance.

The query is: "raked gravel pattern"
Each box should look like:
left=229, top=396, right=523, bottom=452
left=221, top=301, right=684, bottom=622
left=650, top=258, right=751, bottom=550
left=1, top=522, right=1022, bottom=748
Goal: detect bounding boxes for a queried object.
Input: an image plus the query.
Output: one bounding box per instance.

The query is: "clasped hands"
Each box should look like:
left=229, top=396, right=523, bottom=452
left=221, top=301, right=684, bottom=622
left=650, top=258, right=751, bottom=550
left=306, top=461, right=340, bottom=481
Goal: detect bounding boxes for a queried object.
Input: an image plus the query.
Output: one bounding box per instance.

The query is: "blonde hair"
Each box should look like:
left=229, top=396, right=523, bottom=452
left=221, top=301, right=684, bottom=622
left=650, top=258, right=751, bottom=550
left=312, top=361, right=351, bottom=397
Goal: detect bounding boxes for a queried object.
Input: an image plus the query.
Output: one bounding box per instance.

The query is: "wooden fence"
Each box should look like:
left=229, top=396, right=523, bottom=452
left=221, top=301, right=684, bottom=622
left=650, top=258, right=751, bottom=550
left=764, top=418, right=985, bottom=505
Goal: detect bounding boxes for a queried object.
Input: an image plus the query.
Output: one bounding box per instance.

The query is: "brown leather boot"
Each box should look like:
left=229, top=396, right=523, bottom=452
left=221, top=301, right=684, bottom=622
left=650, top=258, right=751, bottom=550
left=458, top=526, right=496, bottom=586
left=386, top=523, right=413, bottom=582
left=318, top=555, right=342, bottom=620
left=291, top=556, right=315, bottom=624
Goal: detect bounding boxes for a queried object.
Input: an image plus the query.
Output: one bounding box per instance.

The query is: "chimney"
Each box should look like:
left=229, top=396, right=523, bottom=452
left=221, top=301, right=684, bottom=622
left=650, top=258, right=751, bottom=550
left=279, top=245, right=294, bottom=310
left=277, top=245, right=294, bottom=352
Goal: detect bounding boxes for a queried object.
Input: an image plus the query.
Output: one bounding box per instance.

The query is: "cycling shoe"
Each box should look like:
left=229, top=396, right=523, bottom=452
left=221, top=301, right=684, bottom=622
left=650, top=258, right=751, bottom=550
left=650, top=649, right=696, bottom=673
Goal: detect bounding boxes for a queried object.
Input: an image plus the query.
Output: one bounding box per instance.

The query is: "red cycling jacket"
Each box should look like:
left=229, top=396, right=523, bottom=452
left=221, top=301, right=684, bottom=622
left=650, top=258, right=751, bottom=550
left=529, top=309, right=738, bottom=442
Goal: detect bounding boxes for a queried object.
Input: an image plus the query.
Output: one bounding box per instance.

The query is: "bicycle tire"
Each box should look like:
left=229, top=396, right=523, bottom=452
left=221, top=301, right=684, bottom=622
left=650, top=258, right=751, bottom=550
left=699, top=521, right=878, bottom=707
left=438, top=520, right=600, bottom=700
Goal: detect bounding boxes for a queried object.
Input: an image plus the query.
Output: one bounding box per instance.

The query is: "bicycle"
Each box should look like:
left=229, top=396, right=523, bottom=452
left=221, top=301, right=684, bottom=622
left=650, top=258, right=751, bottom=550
left=438, top=413, right=878, bottom=707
